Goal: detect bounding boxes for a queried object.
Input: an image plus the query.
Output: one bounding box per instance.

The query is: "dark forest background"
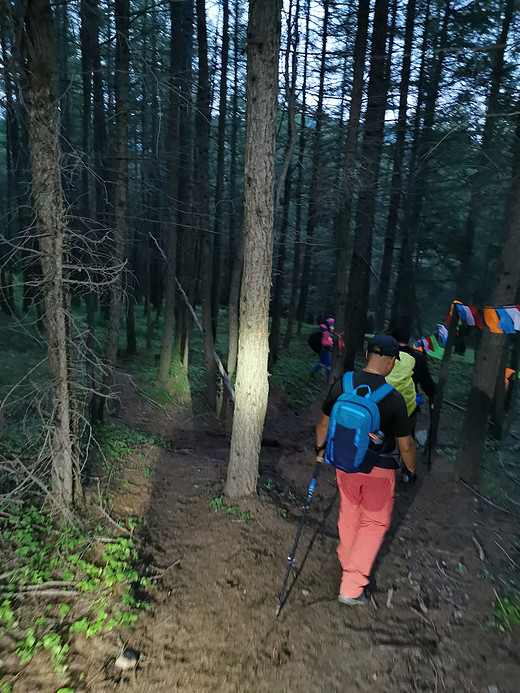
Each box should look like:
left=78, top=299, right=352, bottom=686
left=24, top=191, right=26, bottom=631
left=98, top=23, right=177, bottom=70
left=0, top=0, right=519, bottom=504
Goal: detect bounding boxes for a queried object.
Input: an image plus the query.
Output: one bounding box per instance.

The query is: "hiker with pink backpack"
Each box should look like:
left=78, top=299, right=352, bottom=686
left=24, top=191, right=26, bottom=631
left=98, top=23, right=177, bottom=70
left=310, top=318, right=336, bottom=379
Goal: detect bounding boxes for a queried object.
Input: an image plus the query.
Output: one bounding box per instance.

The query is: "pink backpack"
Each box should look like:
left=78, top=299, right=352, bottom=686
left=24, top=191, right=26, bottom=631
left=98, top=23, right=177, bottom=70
left=320, top=325, right=333, bottom=349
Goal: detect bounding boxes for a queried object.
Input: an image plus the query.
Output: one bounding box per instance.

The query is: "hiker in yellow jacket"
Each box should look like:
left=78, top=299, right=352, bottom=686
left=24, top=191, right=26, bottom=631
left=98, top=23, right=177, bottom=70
left=385, top=350, right=419, bottom=436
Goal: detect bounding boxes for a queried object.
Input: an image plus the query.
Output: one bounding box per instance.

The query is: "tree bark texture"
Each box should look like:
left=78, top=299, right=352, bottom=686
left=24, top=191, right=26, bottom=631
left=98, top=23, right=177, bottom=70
left=330, top=0, right=370, bottom=382
left=211, top=0, right=229, bottom=338
left=456, top=0, right=515, bottom=301
left=343, top=0, right=390, bottom=370
left=195, top=0, right=217, bottom=409
left=101, top=0, right=129, bottom=420
left=21, top=0, right=74, bottom=507
left=375, top=0, right=416, bottom=331
left=296, top=0, right=330, bottom=326
left=391, top=0, right=450, bottom=329
left=225, top=0, right=282, bottom=498
left=268, top=0, right=299, bottom=368
left=454, top=112, right=520, bottom=485
left=225, top=0, right=243, bottom=374
left=283, top=0, right=310, bottom=348
left=157, top=0, right=190, bottom=385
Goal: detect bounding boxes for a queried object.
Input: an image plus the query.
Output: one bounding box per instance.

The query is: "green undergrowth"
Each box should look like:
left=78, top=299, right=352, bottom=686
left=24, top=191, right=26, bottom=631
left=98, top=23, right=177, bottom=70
left=208, top=494, right=250, bottom=522
left=95, top=423, right=165, bottom=464
left=0, top=505, right=151, bottom=683
left=490, top=590, right=520, bottom=632
left=130, top=343, right=192, bottom=411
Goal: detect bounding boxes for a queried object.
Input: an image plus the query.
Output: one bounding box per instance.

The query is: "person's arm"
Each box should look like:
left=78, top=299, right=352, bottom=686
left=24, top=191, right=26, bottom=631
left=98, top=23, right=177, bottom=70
left=397, top=435, right=416, bottom=473
left=315, top=413, right=330, bottom=462
left=413, top=352, right=437, bottom=399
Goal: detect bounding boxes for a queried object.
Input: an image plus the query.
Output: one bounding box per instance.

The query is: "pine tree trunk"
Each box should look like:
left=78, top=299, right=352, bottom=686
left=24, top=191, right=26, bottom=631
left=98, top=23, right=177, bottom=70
left=0, top=21, right=21, bottom=315
left=211, top=0, right=229, bottom=338
left=329, top=0, right=370, bottom=381
left=391, top=0, right=450, bottom=328
left=283, top=0, right=310, bottom=348
left=268, top=0, right=299, bottom=368
left=195, top=0, right=217, bottom=409
left=454, top=112, right=520, bottom=485
left=101, top=0, right=129, bottom=421
left=343, top=0, right=391, bottom=370
left=21, top=0, right=75, bottom=508
left=157, top=0, right=189, bottom=385
left=173, top=0, right=194, bottom=358
left=225, top=0, right=282, bottom=498
left=456, top=0, right=515, bottom=301
left=375, top=0, right=416, bottom=331
left=296, top=0, right=330, bottom=326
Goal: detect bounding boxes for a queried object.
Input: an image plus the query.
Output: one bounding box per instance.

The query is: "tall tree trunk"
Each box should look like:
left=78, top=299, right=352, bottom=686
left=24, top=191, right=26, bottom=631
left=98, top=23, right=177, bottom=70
left=101, top=0, right=129, bottom=420
left=456, top=0, right=515, bottom=301
left=391, top=0, right=450, bottom=328
left=375, top=0, right=416, bottom=330
left=157, top=0, right=188, bottom=385
left=268, top=0, right=299, bottom=368
left=225, top=0, right=282, bottom=498
left=454, top=112, right=520, bottom=485
left=211, top=0, right=229, bottom=338
left=173, top=0, right=194, bottom=359
left=79, top=0, right=100, bottom=420
left=90, top=0, right=105, bottom=219
left=21, top=0, right=75, bottom=508
left=195, top=0, right=216, bottom=409
left=295, top=0, right=330, bottom=327
left=283, top=0, right=310, bottom=348
left=329, top=0, right=370, bottom=381
left=226, top=0, right=243, bottom=375
left=343, top=0, right=391, bottom=370
left=0, top=20, right=21, bottom=315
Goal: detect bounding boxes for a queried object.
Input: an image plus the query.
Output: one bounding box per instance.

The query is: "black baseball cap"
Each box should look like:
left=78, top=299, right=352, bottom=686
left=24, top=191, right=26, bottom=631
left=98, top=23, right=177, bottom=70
left=367, top=334, right=401, bottom=360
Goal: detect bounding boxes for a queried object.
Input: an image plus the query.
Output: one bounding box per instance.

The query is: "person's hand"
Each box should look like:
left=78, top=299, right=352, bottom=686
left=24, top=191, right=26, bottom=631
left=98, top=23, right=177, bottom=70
left=315, top=444, right=326, bottom=463
left=401, top=468, right=417, bottom=484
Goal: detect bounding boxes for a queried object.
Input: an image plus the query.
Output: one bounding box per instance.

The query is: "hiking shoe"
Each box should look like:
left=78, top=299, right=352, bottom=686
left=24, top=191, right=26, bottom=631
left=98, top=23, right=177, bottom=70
left=338, top=589, right=371, bottom=606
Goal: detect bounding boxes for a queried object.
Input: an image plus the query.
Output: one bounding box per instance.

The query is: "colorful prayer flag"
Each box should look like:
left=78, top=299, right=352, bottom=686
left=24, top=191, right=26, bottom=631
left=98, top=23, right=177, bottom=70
left=496, top=309, right=516, bottom=334
left=504, top=306, right=520, bottom=331
left=483, top=307, right=504, bottom=334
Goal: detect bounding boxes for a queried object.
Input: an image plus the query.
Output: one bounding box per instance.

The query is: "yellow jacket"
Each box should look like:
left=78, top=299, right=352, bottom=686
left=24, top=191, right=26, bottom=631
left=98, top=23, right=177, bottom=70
left=386, top=351, right=417, bottom=417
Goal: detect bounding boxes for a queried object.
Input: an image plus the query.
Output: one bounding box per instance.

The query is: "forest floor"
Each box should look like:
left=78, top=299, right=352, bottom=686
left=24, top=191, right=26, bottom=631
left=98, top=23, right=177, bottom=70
left=41, top=368, right=519, bottom=693
left=1, top=309, right=520, bottom=692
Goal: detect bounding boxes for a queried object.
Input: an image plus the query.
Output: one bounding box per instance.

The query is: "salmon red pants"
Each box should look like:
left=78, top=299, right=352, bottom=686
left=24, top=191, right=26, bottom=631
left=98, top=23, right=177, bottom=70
left=336, top=467, right=395, bottom=598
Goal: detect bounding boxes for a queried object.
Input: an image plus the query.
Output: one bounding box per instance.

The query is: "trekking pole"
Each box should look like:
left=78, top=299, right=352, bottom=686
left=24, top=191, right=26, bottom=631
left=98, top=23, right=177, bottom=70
left=427, top=402, right=434, bottom=471
left=275, top=460, right=320, bottom=618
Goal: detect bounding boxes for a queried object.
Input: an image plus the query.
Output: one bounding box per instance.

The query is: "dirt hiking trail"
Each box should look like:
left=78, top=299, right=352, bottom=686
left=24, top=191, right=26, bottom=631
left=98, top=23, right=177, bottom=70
left=89, top=374, right=519, bottom=692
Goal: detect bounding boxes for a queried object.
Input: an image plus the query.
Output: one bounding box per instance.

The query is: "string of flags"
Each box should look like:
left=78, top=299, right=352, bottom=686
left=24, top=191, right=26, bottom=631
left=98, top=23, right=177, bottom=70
left=412, top=300, right=520, bottom=354
left=448, top=300, right=520, bottom=335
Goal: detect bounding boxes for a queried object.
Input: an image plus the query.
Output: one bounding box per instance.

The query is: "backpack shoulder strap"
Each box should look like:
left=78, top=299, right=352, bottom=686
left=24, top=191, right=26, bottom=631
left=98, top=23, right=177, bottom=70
left=370, top=382, right=394, bottom=404
left=341, top=371, right=355, bottom=395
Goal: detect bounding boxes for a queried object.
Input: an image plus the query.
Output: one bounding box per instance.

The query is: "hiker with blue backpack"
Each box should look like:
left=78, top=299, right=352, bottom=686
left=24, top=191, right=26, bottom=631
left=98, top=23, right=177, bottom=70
left=314, top=334, right=416, bottom=606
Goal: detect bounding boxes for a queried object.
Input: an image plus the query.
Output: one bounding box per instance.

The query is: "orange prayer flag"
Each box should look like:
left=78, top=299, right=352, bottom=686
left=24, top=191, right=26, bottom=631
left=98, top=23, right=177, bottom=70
left=483, top=307, right=504, bottom=334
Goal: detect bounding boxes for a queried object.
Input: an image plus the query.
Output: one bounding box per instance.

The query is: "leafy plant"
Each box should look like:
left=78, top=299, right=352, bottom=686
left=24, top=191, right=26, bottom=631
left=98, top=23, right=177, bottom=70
left=491, top=590, right=520, bottom=631
left=1, top=506, right=151, bottom=675
left=210, top=496, right=225, bottom=512
left=209, top=496, right=250, bottom=521
left=95, top=424, right=165, bottom=465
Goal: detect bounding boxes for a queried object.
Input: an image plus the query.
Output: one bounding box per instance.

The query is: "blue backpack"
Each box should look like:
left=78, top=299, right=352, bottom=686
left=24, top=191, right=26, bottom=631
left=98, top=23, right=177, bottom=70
left=325, top=372, right=394, bottom=474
